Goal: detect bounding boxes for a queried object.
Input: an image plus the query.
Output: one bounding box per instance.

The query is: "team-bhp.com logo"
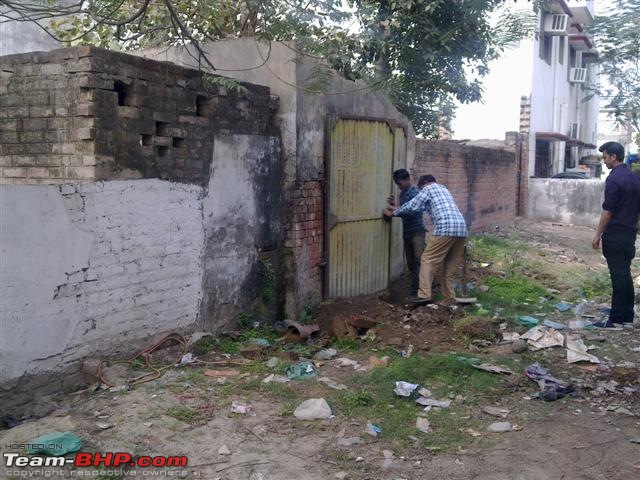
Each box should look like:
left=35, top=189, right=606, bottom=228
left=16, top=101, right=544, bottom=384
left=4, top=452, right=188, bottom=476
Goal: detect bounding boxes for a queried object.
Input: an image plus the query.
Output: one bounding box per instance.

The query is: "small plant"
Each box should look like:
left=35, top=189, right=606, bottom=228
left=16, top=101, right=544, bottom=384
left=166, top=406, right=198, bottom=423
left=259, top=260, right=275, bottom=305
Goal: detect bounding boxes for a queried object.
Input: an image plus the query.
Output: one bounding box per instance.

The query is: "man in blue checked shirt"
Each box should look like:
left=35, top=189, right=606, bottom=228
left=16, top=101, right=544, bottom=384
left=384, top=175, right=468, bottom=304
left=388, top=169, right=426, bottom=297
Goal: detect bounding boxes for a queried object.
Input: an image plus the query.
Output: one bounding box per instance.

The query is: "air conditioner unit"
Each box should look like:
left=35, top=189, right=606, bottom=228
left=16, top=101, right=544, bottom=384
left=544, top=14, right=569, bottom=35
left=569, top=122, right=581, bottom=139
left=570, top=67, right=587, bottom=83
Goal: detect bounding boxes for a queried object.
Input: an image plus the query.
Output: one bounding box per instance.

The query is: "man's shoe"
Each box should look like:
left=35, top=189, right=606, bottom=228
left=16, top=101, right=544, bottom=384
left=407, top=296, right=432, bottom=306
left=592, top=319, right=622, bottom=329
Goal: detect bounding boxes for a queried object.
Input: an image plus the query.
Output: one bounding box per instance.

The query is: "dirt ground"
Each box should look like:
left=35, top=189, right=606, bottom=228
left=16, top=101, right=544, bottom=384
left=2, top=220, right=640, bottom=480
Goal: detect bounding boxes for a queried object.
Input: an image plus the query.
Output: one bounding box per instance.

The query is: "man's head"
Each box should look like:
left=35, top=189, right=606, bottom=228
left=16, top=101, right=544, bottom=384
left=418, top=174, right=436, bottom=189
left=599, top=141, right=625, bottom=169
left=392, top=169, right=412, bottom=190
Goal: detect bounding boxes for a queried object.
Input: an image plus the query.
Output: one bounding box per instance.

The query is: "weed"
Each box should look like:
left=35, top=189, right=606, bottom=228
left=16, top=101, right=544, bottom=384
left=217, top=338, right=241, bottom=355
left=259, top=260, right=275, bottom=304
left=474, top=276, right=549, bottom=316
left=166, top=405, right=198, bottom=423
left=331, top=337, right=361, bottom=351
left=191, top=336, right=216, bottom=355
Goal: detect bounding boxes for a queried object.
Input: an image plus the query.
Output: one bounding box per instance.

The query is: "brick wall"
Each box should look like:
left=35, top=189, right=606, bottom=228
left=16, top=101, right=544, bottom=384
left=285, top=180, right=324, bottom=309
left=414, top=139, right=523, bottom=232
left=0, top=46, right=278, bottom=186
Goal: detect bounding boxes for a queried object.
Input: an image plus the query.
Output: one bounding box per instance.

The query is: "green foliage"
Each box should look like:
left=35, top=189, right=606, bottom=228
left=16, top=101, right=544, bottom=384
left=480, top=276, right=547, bottom=306
left=577, top=269, right=611, bottom=300
left=6, top=0, right=534, bottom=137
left=631, top=163, right=640, bottom=176
left=166, top=405, right=198, bottom=422
left=259, top=260, right=275, bottom=305
left=591, top=1, right=640, bottom=136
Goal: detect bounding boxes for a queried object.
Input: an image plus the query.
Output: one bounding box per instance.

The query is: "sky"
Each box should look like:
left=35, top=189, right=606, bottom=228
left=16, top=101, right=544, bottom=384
left=450, top=0, right=612, bottom=140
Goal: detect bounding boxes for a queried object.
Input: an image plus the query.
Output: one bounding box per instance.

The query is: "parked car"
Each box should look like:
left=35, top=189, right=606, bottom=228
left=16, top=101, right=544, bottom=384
left=551, top=172, right=590, bottom=179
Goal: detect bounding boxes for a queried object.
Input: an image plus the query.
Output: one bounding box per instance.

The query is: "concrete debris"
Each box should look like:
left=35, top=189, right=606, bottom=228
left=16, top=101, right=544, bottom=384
left=416, top=397, right=451, bottom=409
left=487, top=422, right=512, bottom=433
left=482, top=406, right=510, bottom=418
left=293, top=398, right=332, bottom=420
left=266, top=357, right=280, bottom=368
left=230, top=401, right=252, bottom=415
left=218, top=445, right=231, bottom=455
left=317, top=376, right=348, bottom=390
left=313, top=348, right=338, bottom=361
left=337, top=436, right=361, bottom=447
left=416, top=417, right=431, bottom=433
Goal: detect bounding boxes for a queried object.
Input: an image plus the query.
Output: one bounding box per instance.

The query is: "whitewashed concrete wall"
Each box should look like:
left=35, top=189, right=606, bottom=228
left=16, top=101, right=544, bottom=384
left=0, top=180, right=204, bottom=386
left=528, top=178, right=604, bottom=227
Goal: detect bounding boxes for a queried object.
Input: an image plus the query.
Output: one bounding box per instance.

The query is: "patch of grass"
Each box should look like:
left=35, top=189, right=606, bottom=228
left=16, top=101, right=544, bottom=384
left=192, top=336, right=217, bottom=355
left=217, top=337, right=241, bottom=355
left=331, top=337, right=361, bottom=351
left=166, top=405, right=199, bottom=423
left=471, top=275, right=552, bottom=317
left=327, top=353, right=504, bottom=451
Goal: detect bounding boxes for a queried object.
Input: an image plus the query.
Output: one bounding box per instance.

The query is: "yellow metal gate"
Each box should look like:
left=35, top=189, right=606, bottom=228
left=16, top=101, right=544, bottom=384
left=325, top=118, right=406, bottom=298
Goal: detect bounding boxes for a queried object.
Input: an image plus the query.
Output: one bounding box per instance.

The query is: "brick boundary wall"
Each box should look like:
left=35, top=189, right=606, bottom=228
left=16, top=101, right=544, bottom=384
left=0, top=46, right=278, bottom=186
left=286, top=180, right=324, bottom=267
left=413, top=139, right=521, bottom=232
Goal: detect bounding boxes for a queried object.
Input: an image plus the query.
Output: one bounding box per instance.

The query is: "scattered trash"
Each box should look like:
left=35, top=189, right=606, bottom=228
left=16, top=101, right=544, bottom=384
left=266, top=357, right=280, bottom=368
left=293, top=398, right=332, bottom=420
left=502, top=332, right=520, bottom=342
left=520, top=326, right=564, bottom=350
left=472, top=363, right=514, bottom=375
left=317, top=376, right=348, bottom=390
left=629, top=437, right=640, bottom=444
left=401, top=344, right=414, bottom=358
left=554, top=302, right=572, bottom=312
left=465, top=428, right=482, bottom=437
left=364, top=422, right=382, bottom=437
left=284, top=321, right=320, bottom=343
left=524, top=363, right=575, bottom=401
left=218, top=445, right=231, bottom=455
left=355, top=457, right=364, bottom=462
left=455, top=297, right=477, bottom=304
left=454, top=394, right=465, bottom=404
left=543, top=320, right=566, bottom=330
left=382, top=449, right=394, bottom=469
left=313, top=348, right=338, bottom=361
left=286, top=361, right=317, bottom=380
left=334, top=472, right=348, bottom=480
left=338, top=436, right=361, bottom=447
left=335, top=357, right=367, bottom=372
left=615, top=407, right=635, bottom=417
left=180, top=353, right=196, bottom=364
left=231, top=401, right=252, bottom=415
left=568, top=319, right=594, bottom=330
left=394, top=381, right=419, bottom=397
left=249, top=338, right=271, bottom=347
left=205, top=369, right=241, bottom=378
left=479, top=285, right=490, bottom=292
left=95, top=422, right=113, bottom=430
left=487, top=422, right=512, bottom=433
left=25, top=432, right=82, bottom=456
left=518, top=316, right=540, bottom=328
left=416, top=397, right=451, bottom=409
left=368, top=356, right=390, bottom=368
left=415, top=417, right=431, bottom=434
left=482, top=406, right=510, bottom=418
left=566, top=335, right=600, bottom=364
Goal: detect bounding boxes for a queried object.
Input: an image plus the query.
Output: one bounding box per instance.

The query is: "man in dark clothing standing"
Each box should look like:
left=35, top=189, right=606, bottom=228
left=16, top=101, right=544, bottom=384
left=389, top=169, right=426, bottom=297
left=592, top=141, right=640, bottom=327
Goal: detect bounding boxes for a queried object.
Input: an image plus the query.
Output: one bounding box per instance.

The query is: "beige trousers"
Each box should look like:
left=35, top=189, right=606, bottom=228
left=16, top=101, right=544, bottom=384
left=418, top=236, right=466, bottom=300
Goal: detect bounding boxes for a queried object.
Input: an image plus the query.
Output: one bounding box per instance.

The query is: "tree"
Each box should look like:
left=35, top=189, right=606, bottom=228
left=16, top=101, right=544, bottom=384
left=591, top=0, right=640, bottom=149
left=0, top=0, right=532, bottom=137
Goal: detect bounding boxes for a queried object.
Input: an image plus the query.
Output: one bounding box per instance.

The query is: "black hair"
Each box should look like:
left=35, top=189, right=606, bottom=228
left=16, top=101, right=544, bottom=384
left=392, top=169, right=410, bottom=181
left=418, top=174, right=436, bottom=186
left=599, top=141, right=625, bottom=162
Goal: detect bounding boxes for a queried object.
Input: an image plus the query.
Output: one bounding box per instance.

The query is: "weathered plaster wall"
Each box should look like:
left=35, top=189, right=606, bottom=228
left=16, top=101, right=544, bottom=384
left=201, top=134, right=285, bottom=331
left=0, top=180, right=204, bottom=410
left=528, top=178, right=604, bottom=227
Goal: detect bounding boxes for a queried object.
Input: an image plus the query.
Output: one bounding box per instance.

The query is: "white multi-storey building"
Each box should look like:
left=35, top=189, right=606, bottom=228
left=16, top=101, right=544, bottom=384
left=527, top=0, right=599, bottom=177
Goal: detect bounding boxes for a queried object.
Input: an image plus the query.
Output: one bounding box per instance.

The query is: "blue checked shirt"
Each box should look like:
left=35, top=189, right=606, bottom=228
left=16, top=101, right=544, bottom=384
left=393, top=183, right=468, bottom=237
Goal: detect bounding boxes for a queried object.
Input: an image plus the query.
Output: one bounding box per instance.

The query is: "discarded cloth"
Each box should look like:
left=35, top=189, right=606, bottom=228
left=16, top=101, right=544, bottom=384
left=524, top=363, right=575, bottom=401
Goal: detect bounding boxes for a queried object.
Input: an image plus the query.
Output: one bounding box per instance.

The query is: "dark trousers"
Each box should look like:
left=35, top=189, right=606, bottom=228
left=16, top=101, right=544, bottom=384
left=602, top=229, right=636, bottom=323
left=404, top=231, right=426, bottom=295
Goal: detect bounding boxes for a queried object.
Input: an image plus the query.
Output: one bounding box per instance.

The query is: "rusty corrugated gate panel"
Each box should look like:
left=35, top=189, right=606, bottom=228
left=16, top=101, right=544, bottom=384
left=327, top=119, right=394, bottom=298
left=389, top=127, right=407, bottom=279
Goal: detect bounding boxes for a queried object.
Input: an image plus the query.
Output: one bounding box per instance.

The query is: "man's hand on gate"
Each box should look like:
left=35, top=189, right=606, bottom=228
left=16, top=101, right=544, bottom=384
left=387, top=194, right=396, bottom=207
